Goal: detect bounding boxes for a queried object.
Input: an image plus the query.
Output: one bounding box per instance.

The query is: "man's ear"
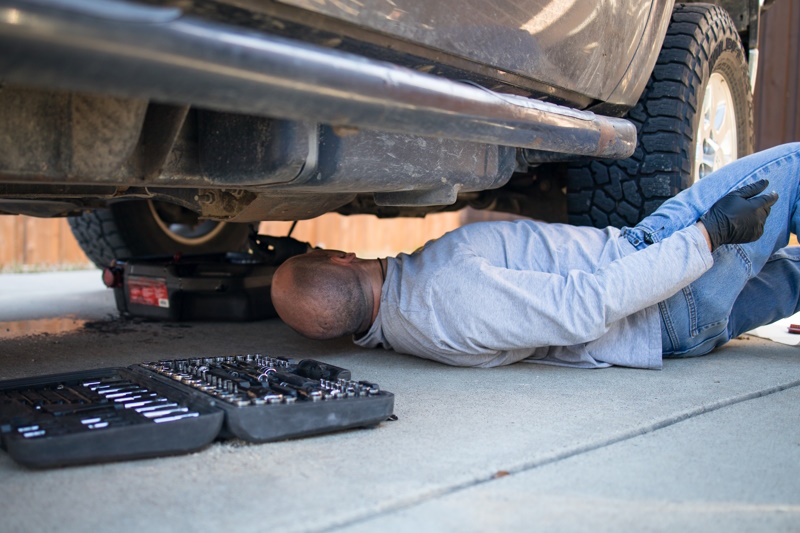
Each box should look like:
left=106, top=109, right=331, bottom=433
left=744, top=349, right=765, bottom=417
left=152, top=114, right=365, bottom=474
left=330, top=252, right=357, bottom=265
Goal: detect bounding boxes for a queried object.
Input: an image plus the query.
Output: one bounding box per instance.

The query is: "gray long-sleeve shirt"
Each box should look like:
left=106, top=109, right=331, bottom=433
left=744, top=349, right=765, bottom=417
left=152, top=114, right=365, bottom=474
left=354, top=220, right=714, bottom=368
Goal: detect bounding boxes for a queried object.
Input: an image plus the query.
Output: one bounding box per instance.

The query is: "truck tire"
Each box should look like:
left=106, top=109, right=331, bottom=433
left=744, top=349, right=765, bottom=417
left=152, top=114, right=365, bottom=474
left=566, top=3, right=754, bottom=228
left=68, top=200, right=251, bottom=268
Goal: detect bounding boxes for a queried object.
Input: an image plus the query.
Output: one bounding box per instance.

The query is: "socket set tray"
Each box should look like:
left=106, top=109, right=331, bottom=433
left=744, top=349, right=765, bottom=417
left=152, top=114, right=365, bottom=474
left=0, top=355, right=394, bottom=468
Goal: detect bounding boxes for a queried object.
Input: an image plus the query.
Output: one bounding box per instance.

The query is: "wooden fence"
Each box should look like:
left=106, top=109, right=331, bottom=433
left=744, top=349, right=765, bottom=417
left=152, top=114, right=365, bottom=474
left=258, top=213, right=462, bottom=259
left=2, top=0, right=799, bottom=269
left=0, top=216, right=91, bottom=268
left=0, top=211, right=464, bottom=270
left=754, top=0, right=800, bottom=150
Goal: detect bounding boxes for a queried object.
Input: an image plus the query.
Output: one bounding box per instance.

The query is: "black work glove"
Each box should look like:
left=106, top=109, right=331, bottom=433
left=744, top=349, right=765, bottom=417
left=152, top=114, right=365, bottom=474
left=699, top=179, right=779, bottom=252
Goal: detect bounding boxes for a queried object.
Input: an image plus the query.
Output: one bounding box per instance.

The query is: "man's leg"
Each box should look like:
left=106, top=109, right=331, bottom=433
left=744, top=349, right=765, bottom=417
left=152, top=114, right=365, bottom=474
left=623, top=143, right=800, bottom=249
left=661, top=246, right=800, bottom=356
left=657, top=144, right=800, bottom=356
left=727, top=247, right=800, bottom=338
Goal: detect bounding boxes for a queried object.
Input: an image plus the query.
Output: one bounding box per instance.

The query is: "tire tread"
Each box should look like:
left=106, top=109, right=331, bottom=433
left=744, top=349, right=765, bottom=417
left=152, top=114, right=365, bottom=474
left=566, top=3, right=753, bottom=228
left=68, top=210, right=133, bottom=267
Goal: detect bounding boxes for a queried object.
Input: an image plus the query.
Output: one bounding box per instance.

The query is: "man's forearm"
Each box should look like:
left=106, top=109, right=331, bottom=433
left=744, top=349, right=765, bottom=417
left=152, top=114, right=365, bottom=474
left=572, top=224, right=714, bottom=339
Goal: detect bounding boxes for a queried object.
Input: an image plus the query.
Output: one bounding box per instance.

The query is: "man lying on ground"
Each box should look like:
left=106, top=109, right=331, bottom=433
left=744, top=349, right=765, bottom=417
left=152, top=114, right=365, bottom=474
left=270, top=143, right=800, bottom=369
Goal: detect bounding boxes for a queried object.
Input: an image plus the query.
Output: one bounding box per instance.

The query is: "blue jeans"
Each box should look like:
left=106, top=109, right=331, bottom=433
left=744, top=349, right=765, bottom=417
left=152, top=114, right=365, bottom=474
left=622, top=142, right=800, bottom=357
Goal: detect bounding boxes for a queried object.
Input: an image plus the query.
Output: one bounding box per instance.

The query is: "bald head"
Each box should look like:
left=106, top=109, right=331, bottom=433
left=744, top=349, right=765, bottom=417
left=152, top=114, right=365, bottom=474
left=271, top=251, right=372, bottom=340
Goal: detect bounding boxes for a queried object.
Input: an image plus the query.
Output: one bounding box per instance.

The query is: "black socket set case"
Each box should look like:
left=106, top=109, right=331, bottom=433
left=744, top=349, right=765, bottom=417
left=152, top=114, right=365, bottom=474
left=0, top=355, right=394, bottom=468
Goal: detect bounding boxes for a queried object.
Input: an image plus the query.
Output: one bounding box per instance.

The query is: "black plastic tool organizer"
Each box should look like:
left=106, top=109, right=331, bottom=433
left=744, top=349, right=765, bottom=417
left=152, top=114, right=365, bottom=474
left=0, top=356, right=394, bottom=468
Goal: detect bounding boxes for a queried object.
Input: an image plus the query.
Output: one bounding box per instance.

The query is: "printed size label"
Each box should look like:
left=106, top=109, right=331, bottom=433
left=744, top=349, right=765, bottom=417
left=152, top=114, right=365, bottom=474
left=127, top=276, right=170, bottom=308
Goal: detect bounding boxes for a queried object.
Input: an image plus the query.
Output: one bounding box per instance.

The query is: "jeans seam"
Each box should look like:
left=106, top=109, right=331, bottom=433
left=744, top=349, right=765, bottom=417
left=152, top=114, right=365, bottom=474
left=697, top=319, right=728, bottom=333
left=744, top=145, right=800, bottom=180
left=684, top=285, right=699, bottom=338
left=663, top=327, right=730, bottom=358
left=658, top=300, right=679, bottom=353
left=732, top=244, right=753, bottom=278
left=765, top=253, right=800, bottom=265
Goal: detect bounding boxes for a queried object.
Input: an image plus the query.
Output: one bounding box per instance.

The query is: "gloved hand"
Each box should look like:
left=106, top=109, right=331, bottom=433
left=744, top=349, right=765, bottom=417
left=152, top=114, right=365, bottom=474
left=699, top=179, right=779, bottom=252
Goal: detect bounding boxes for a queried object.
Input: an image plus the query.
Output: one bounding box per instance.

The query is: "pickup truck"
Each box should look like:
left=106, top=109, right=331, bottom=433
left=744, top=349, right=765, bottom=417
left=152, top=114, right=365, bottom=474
left=0, top=0, right=770, bottom=265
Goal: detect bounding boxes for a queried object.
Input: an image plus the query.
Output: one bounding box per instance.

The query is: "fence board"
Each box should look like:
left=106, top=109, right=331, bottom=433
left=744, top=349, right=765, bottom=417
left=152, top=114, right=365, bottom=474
left=0, top=217, right=17, bottom=265
left=23, top=217, right=56, bottom=264
left=755, top=0, right=800, bottom=149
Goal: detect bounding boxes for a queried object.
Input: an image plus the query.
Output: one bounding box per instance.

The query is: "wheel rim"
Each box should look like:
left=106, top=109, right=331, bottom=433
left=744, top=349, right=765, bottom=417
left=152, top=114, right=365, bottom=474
left=694, top=72, right=738, bottom=182
left=147, top=200, right=228, bottom=246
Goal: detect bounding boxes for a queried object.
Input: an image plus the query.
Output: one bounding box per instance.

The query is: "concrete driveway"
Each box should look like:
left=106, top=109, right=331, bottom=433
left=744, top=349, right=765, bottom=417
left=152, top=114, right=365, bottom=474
left=0, top=270, right=798, bottom=532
